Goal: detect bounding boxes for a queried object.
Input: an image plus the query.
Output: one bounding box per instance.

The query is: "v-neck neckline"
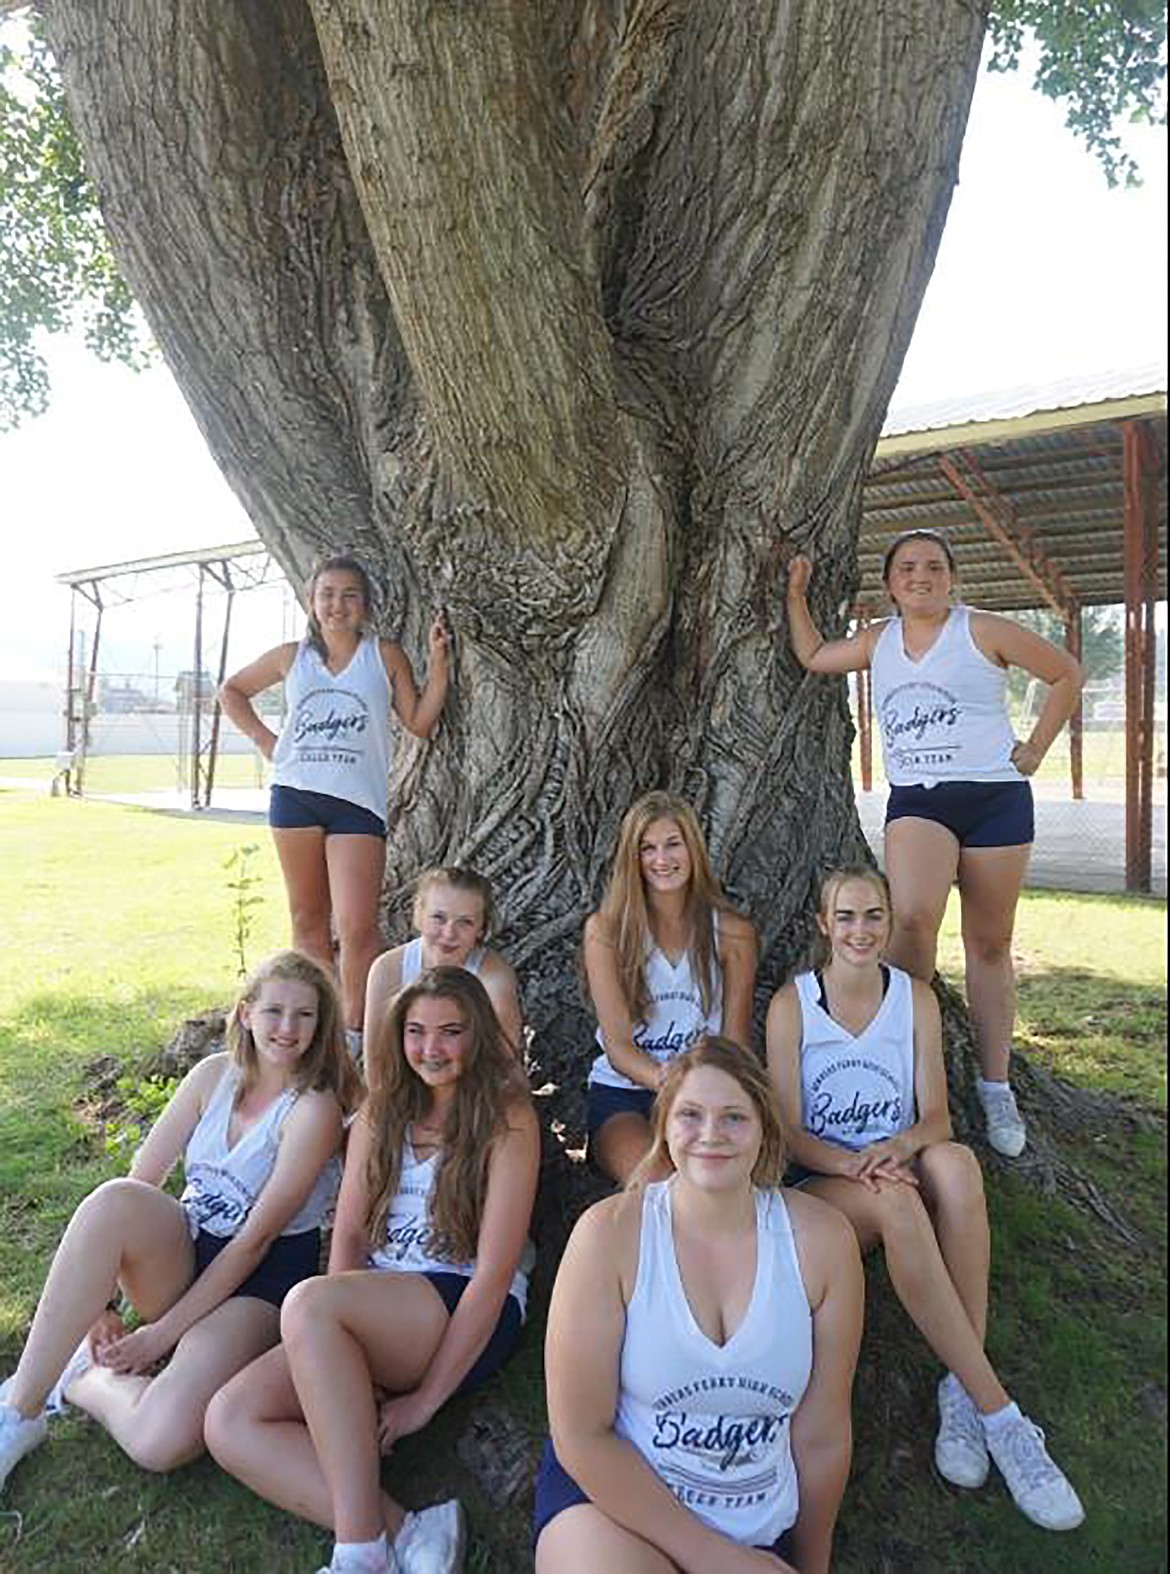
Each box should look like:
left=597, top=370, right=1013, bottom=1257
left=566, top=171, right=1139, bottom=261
left=663, top=1182, right=764, bottom=1353
left=899, top=607, right=952, bottom=666
left=816, top=970, right=894, bottom=1043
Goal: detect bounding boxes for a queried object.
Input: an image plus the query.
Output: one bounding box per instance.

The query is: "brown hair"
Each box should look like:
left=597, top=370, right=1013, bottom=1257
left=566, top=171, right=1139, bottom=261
left=811, top=863, right=892, bottom=969
left=227, top=949, right=361, bottom=1113
left=595, top=792, right=729, bottom=1023
left=363, top=967, right=528, bottom=1261
left=630, top=1037, right=786, bottom=1190
left=412, top=866, right=496, bottom=942
left=881, top=529, right=957, bottom=588
left=304, top=555, right=378, bottom=657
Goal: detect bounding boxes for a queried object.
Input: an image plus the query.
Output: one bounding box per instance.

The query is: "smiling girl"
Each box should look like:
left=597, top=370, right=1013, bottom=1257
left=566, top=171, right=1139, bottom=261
left=584, top=792, right=758, bottom=1183
left=786, top=533, right=1082, bottom=1156
left=220, top=556, right=451, bottom=1050
left=0, top=952, right=356, bottom=1495
left=536, top=1039, right=863, bottom=1574
left=362, top=867, right=523, bottom=1078
left=766, top=866, right=1083, bottom=1532
left=206, top=967, right=539, bottom=1574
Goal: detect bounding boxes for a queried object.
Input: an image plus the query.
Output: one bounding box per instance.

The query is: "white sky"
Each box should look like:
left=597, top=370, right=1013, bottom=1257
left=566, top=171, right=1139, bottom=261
left=2, top=43, right=1166, bottom=685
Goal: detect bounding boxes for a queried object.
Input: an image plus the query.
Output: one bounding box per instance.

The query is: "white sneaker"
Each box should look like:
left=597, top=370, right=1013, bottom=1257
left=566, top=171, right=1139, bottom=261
left=316, top=1548, right=399, bottom=1574
left=935, top=1375, right=989, bottom=1489
left=979, top=1082, right=1027, bottom=1157
left=394, top=1499, right=466, bottom=1573
left=986, top=1413, right=1085, bottom=1530
left=0, top=1401, right=48, bottom=1493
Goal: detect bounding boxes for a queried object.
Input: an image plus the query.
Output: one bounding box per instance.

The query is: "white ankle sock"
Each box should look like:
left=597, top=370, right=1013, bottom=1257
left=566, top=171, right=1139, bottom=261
left=330, top=1532, right=388, bottom=1572
left=981, top=1399, right=1021, bottom=1434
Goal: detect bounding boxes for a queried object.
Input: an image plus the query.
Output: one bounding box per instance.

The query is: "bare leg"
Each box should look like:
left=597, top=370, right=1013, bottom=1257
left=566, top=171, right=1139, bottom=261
left=209, top=1273, right=450, bottom=1542
left=68, top=1297, right=278, bottom=1471
left=917, top=1143, right=991, bottom=1343
left=956, top=844, right=1030, bottom=1082
left=8, top=1180, right=192, bottom=1418
left=325, top=833, right=387, bottom=1031
left=592, top=1114, right=657, bottom=1186
left=272, top=826, right=334, bottom=970
left=536, top=1504, right=679, bottom=1573
left=883, top=817, right=960, bottom=981
left=807, top=1175, right=1008, bottom=1415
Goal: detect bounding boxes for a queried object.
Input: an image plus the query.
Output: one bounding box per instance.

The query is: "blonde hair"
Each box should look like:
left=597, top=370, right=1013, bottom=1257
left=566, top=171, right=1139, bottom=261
left=363, top=967, right=528, bottom=1261
left=629, top=1037, right=786, bottom=1190
left=811, top=864, right=892, bottom=969
left=226, top=950, right=361, bottom=1112
left=596, top=792, right=728, bottom=1022
left=412, top=866, right=495, bottom=942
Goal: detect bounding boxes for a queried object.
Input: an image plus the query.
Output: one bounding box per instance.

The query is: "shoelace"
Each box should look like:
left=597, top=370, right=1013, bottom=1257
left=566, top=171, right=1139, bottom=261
left=939, top=1383, right=985, bottom=1453
left=997, top=1420, right=1060, bottom=1489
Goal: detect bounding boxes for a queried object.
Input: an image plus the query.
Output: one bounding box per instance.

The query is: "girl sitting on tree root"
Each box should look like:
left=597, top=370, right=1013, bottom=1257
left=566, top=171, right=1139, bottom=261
left=583, top=791, right=758, bottom=1184
left=0, top=951, right=357, bottom=1495
left=766, top=865, right=1083, bottom=1532
left=363, top=866, right=524, bottom=1079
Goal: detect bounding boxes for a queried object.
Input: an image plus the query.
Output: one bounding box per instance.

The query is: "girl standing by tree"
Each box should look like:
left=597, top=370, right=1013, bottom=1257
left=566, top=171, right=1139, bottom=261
left=786, top=533, right=1082, bottom=1155
left=0, top=952, right=356, bottom=1493
left=206, top=968, right=539, bottom=1574
left=536, top=1039, right=863, bottom=1573
left=363, top=866, right=523, bottom=1078
left=766, top=866, right=1083, bottom=1531
left=583, top=792, right=758, bottom=1184
left=220, top=555, right=450, bottom=1056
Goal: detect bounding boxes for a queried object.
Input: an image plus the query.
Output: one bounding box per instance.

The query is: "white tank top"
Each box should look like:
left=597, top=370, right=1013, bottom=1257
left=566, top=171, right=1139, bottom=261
left=871, top=606, right=1020, bottom=787
left=589, top=921, right=723, bottom=1091
left=400, top=935, right=486, bottom=985
left=795, top=966, right=915, bottom=1151
left=615, top=1181, right=811, bottom=1546
left=181, top=1060, right=341, bottom=1239
left=367, top=1139, right=531, bottom=1315
left=271, top=634, right=393, bottom=820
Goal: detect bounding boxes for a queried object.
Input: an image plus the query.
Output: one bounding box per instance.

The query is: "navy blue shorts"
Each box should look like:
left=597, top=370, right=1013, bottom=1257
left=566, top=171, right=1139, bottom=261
left=585, top=1082, right=655, bottom=1136
left=532, top=1440, right=795, bottom=1560
left=421, top=1272, right=524, bottom=1394
left=269, top=785, right=386, bottom=838
left=885, top=780, right=1034, bottom=848
left=193, top=1227, right=322, bottom=1309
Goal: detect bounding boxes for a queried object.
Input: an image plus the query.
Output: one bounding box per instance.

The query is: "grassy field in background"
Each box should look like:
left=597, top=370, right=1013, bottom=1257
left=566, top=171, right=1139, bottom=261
left=0, top=752, right=266, bottom=793
left=0, top=784, right=1165, bottom=1571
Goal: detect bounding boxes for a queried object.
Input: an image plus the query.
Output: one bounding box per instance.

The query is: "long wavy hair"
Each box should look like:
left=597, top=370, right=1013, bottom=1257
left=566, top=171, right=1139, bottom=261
left=595, top=792, right=728, bottom=1023
left=810, top=863, right=892, bottom=969
left=629, top=1036, right=786, bottom=1190
left=363, top=967, right=528, bottom=1261
left=304, top=554, right=378, bottom=657
left=412, top=865, right=496, bottom=943
left=227, top=949, right=361, bottom=1113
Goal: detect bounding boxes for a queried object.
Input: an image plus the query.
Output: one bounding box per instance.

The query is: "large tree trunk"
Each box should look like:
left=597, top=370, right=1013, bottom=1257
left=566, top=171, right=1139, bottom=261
left=43, top=0, right=988, bottom=1127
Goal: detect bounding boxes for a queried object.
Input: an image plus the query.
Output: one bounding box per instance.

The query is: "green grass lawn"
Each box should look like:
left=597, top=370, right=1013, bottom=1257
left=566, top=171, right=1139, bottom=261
left=0, top=751, right=267, bottom=793
left=0, top=786, right=1165, bottom=1571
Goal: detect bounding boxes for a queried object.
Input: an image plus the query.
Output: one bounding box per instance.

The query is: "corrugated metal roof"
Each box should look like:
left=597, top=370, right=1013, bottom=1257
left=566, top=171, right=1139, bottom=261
left=862, top=389, right=1167, bottom=613
left=882, top=364, right=1167, bottom=440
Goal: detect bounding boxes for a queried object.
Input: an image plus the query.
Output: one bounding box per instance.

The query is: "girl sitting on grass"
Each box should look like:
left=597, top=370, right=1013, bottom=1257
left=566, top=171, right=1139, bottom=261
left=765, top=865, right=1083, bottom=1532
left=536, top=1038, right=863, bottom=1574
left=206, top=966, right=540, bottom=1574
left=363, top=866, right=524, bottom=1078
left=0, top=951, right=357, bottom=1494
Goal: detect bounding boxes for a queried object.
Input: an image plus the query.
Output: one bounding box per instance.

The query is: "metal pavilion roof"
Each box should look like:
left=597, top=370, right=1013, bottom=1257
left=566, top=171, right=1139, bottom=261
left=860, top=368, right=1167, bottom=612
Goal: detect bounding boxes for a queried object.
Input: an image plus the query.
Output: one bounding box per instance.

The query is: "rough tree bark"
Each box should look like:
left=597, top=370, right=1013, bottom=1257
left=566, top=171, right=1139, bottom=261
left=42, top=0, right=990, bottom=1128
